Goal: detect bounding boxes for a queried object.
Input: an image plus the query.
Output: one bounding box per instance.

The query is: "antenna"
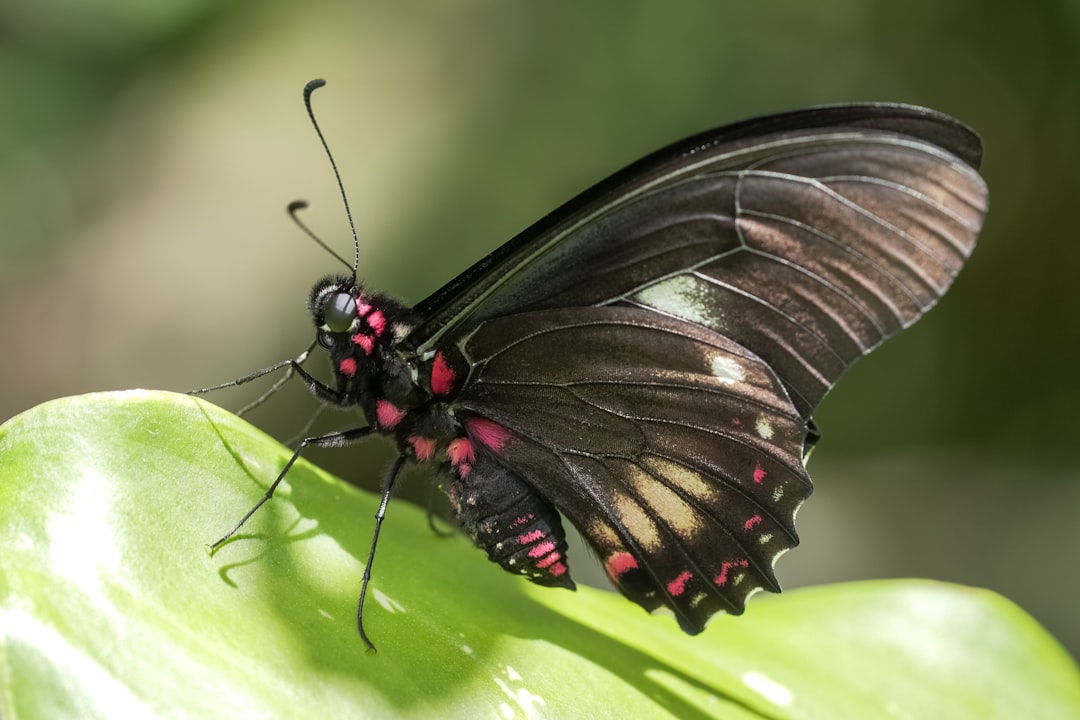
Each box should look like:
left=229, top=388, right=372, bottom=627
left=287, top=200, right=352, bottom=272
left=303, top=78, right=360, bottom=281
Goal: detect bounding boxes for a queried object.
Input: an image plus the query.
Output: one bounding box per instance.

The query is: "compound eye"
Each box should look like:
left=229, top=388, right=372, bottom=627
left=323, top=292, right=357, bottom=333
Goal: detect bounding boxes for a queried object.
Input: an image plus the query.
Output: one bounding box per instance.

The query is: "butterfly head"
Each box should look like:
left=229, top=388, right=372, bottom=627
left=308, top=274, right=418, bottom=380
left=311, top=275, right=360, bottom=338
left=307, top=274, right=381, bottom=378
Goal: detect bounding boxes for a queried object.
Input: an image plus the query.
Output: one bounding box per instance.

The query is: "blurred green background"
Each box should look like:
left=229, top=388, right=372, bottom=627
left=2, top=0, right=1077, bottom=660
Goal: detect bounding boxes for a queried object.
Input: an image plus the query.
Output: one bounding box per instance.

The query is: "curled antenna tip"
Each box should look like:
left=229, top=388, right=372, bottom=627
left=304, top=78, right=327, bottom=96
left=285, top=199, right=353, bottom=272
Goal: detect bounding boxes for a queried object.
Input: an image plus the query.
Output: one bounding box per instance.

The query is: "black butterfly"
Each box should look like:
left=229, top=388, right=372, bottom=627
left=196, top=79, right=987, bottom=650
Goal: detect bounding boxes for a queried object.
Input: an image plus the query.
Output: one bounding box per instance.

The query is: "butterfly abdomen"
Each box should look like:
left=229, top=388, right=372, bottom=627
left=448, top=449, right=575, bottom=590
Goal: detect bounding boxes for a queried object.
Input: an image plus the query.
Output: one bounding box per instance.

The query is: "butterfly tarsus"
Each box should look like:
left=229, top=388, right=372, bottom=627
left=188, top=341, right=322, bottom=417
left=208, top=425, right=375, bottom=553
left=357, top=454, right=407, bottom=652
left=188, top=358, right=298, bottom=396
left=237, top=343, right=315, bottom=416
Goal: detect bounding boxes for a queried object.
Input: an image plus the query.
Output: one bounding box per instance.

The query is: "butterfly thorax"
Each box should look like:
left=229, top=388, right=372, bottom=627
left=309, top=274, right=442, bottom=446
left=309, top=274, right=574, bottom=587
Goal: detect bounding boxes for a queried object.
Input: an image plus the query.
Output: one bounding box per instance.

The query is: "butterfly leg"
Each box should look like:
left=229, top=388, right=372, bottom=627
left=425, top=480, right=457, bottom=538
left=209, top=425, right=373, bottom=551
left=189, top=341, right=314, bottom=398
left=189, top=340, right=355, bottom=411
left=357, top=454, right=407, bottom=652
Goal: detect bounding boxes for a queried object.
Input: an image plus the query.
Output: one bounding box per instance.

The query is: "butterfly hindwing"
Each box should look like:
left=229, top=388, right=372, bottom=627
left=444, top=306, right=812, bottom=632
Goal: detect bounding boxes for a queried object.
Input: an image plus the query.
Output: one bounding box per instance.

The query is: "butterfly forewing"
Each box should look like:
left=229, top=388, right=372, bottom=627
left=410, top=105, right=985, bottom=370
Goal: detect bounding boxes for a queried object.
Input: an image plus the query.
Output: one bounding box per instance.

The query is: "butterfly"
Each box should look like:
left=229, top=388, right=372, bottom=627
left=195, top=79, right=988, bottom=650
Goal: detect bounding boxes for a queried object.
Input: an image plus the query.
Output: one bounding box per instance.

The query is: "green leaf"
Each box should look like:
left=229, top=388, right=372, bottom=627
left=2, top=391, right=1078, bottom=719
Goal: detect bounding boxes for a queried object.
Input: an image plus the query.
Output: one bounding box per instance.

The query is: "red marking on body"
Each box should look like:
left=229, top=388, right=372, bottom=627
left=714, top=559, right=749, bottom=587
left=511, top=514, right=535, bottom=528
left=351, top=333, right=374, bottom=355
left=367, top=310, right=386, bottom=336
left=338, top=358, right=357, bottom=377
left=465, top=416, right=512, bottom=451
left=375, top=399, right=406, bottom=428
left=518, top=529, right=544, bottom=545
left=753, top=463, right=766, bottom=484
left=549, top=562, right=568, bottom=577
left=528, top=541, right=556, bottom=558
left=408, top=435, right=436, bottom=462
left=431, top=352, right=456, bottom=396
left=667, top=571, right=693, bottom=597
left=456, top=463, right=471, bottom=479
left=535, top=552, right=562, bottom=569
left=447, top=437, right=475, bottom=466
left=605, top=552, right=638, bottom=579
left=357, top=302, right=371, bottom=317
left=744, top=514, right=763, bottom=531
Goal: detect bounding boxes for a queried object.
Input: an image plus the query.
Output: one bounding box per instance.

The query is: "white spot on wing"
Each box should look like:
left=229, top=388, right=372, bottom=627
left=710, top=355, right=745, bottom=385
left=613, top=494, right=662, bottom=552
left=625, top=465, right=699, bottom=538
left=742, top=670, right=794, bottom=707
left=634, top=275, right=724, bottom=328
left=755, top=417, right=774, bottom=439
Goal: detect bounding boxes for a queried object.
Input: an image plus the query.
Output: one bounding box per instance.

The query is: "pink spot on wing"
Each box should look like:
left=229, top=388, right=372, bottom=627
left=753, top=463, right=766, bottom=484
left=375, top=399, right=406, bottom=428
left=518, top=529, right=544, bottom=545
left=714, top=559, right=749, bottom=587
left=744, top=514, right=762, bottom=531
left=605, top=552, right=638, bottom=579
left=535, top=552, right=561, bottom=569
left=351, top=333, right=374, bottom=355
left=667, top=571, right=693, bottom=597
left=732, top=418, right=742, bottom=426
left=408, top=435, right=436, bottom=462
left=549, top=562, right=568, bottom=576
left=447, top=437, right=475, bottom=466
left=367, top=310, right=386, bottom=336
left=431, top=352, right=456, bottom=396
left=338, top=358, right=357, bottom=377
left=528, top=542, right=556, bottom=558
left=465, top=416, right=512, bottom=451
left=456, top=463, right=471, bottom=479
